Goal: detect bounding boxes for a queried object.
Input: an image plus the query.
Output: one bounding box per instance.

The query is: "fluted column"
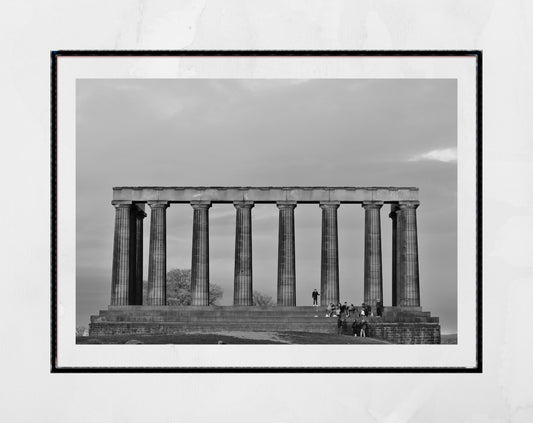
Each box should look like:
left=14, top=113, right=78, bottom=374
left=389, top=204, right=400, bottom=306
left=133, top=207, right=146, bottom=305
left=147, top=201, right=169, bottom=305
left=398, top=201, right=420, bottom=307
left=191, top=201, right=211, bottom=306
left=320, top=202, right=340, bottom=306
left=363, top=202, right=383, bottom=307
left=233, top=201, right=254, bottom=305
left=277, top=201, right=297, bottom=306
left=111, top=201, right=132, bottom=305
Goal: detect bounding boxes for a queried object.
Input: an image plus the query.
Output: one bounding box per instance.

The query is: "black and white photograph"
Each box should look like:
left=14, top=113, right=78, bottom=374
left=53, top=52, right=479, bottom=370
left=77, top=79, right=457, bottom=345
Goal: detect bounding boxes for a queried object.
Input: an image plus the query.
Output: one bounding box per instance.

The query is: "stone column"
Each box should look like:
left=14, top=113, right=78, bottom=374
left=190, top=201, right=211, bottom=306
left=111, top=201, right=132, bottom=305
left=233, top=201, right=254, bottom=305
left=133, top=207, right=146, bottom=305
left=277, top=201, right=297, bottom=306
left=389, top=204, right=400, bottom=306
left=398, top=201, right=420, bottom=307
left=320, top=202, right=340, bottom=306
left=363, top=202, right=383, bottom=308
left=147, top=201, right=169, bottom=305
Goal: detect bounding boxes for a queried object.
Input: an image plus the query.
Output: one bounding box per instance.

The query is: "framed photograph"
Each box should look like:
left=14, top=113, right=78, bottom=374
left=52, top=50, right=481, bottom=372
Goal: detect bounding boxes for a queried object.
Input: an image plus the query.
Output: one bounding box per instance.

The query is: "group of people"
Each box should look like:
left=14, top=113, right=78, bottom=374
left=325, top=302, right=356, bottom=318
left=311, top=289, right=385, bottom=336
left=351, top=318, right=368, bottom=337
left=359, top=300, right=384, bottom=318
left=313, top=296, right=384, bottom=319
left=335, top=310, right=369, bottom=337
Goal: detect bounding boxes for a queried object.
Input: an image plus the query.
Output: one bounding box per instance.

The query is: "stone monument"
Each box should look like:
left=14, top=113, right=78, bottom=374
left=89, top=187, right=440, bottom=344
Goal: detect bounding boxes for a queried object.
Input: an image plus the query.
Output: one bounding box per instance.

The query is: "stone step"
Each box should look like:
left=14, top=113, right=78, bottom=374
left=91, top=312, right=438, bottom=324
left=92, top=307, right=437, bottom=324
left=101, top=306, right=432, bottom=318
left=89, top=306, right=440, bottom=343
left=88, top=320, right=441, bottom=343
left=106, top=305, right=425, bottom=311
left=89, top=321, right=341, bottom=335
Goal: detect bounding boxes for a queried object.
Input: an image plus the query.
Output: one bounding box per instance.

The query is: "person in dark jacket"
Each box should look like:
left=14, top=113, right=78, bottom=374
left=312, top=289, right=320, bottom=306
left=352, top=318, right=360, bottom=336
left=376, top=300, right=384, bottom=317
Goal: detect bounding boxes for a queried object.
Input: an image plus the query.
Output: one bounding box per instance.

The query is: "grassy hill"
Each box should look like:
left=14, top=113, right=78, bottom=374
left=77, top=331, right=389, bottom=345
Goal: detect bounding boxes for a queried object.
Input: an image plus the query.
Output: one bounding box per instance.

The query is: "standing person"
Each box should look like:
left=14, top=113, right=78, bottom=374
left=376, top=300, right=384, bottom=317
left=337, top=316, right=345, bottom=335
left=349, top=303, right=356, bottom=318
left=352, top=318, right=359, bottom=337
left=326, top=302, right=334, bottom=318
left=360, top=302, right=366, bottom=317
left=312, top=289, right=320, bottom=306
left=340, top=302, right=346, bottom=316
left=360, top=318, right=367, bottom=337
left=365, top=303, right=372, bottom=317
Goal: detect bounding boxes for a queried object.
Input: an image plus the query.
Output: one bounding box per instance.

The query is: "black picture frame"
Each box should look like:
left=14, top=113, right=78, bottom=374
left=51, top=50, right=482, bottom=373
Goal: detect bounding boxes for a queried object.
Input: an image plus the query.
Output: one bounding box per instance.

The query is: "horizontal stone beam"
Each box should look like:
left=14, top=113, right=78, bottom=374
left=113, top=187, right=419, bottom=203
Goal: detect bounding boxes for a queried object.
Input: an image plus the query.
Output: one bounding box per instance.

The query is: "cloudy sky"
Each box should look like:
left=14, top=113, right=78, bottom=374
left=76, top=78, right=457, bottom=333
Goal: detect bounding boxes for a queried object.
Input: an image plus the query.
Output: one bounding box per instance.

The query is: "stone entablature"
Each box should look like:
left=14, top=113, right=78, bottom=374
left=113, top=186, right=419, bottom=203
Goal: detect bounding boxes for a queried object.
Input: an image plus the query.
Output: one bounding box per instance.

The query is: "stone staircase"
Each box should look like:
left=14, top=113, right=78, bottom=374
left=89, top=305, right=441, bottom=343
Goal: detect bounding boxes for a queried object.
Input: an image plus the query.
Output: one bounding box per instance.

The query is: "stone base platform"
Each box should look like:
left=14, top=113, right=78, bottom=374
left=89, top=306, right=440, bottom=344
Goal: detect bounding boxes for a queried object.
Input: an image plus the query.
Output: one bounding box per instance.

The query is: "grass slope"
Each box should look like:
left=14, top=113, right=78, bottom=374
left=77, top=331, right=389, bottom=345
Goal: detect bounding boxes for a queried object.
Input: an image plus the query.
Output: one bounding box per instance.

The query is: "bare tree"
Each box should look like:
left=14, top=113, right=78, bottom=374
left=143, top=269, right=224, bottom=305
left=253, top=290, right=274, bottom=306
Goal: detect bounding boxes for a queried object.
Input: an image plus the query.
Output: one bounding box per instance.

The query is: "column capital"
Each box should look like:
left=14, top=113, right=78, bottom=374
left=190, top=200, right=212, bottom=210
left=319, top=201, right=340, bottom=210
left=147, top=201, right=169, bottom=209
left=233, top=201, right=254, bottom=209
left=362, top=201, right=384, bottom=209
left=111, top=200, right=133, bottom=208
left=133, top=204, right=147, bottom=218
left=276, top=201, right=297, bottom=210
left=398, top=200, right=420, bottom=210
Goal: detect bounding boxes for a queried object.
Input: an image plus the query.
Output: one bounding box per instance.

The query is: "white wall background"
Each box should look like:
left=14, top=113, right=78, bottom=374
left=1, top=0, right=532, bottom=421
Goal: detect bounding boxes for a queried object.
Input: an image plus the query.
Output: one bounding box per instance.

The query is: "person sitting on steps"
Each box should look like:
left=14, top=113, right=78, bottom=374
left=348, top=303, right=356, bottom=318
